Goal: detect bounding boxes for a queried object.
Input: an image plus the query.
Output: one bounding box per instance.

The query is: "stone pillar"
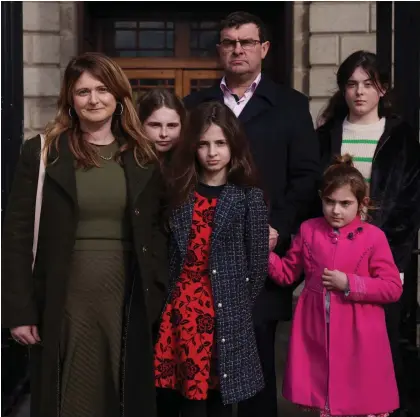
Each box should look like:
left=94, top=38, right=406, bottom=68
left=292, top=2, right=310, bottom=96
left=23, top=1, right=77, bottom=139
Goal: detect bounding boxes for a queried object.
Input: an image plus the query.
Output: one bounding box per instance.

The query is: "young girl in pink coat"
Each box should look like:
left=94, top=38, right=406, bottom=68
left=269, top=155, right=402, bottom=417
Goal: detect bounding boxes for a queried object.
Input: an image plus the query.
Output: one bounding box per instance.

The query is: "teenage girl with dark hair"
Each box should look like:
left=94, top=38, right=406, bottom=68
left=138, top=88, right=187, bottom=161
left=317, top=50, right=420, bottom=416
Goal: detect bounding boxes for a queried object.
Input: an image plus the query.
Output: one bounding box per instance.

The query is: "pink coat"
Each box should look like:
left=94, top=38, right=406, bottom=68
left=269, top=216, right=402, bottom=415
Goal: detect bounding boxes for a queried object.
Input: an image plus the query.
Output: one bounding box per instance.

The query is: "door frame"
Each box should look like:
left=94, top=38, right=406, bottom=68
left=122, top=66, right=223, bottom=97
left=115, top=58, right=222, bottom=96
left=124, top=68, right=183, bottom=96
left=113, top=57, right=221, bottom=70
left=182, top=69, right=222, bottom=96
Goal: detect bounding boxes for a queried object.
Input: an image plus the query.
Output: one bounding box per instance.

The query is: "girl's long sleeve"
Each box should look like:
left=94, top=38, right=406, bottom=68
left=345, top=230, right=402, bottom=304
left=245, top=188, right=269, bottom=304
left=268, top=227, right=304, bottom=286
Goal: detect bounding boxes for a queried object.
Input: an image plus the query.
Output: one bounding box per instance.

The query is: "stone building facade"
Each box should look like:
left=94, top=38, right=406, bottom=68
left=23, top=1, right=77, bottom=139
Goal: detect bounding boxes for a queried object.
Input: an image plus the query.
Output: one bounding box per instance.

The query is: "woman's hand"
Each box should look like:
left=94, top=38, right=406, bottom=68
left=322, top=268, right=349, bottom=292
left=269, top=225, right=279, bottom=252
left=11, top=325, right=41, bottom=345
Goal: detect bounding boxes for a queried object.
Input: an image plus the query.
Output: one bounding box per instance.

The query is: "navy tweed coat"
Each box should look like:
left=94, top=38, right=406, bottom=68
left=167, top=184, right=269, bottom=404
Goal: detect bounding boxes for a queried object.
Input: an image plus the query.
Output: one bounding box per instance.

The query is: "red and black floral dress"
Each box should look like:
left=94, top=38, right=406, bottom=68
left=154, top=183, right=224, bottom=400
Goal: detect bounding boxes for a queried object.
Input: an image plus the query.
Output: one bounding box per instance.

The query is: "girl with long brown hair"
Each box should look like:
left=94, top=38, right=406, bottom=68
left=154, top=101, right=268, bottom=417
left=137, top=88, right=187, bottom=159
left=2, top=52, right=168, bottom=417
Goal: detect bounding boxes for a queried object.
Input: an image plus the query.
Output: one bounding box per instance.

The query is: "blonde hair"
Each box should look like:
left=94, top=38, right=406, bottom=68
left=43, top=52, right=156, bottom=167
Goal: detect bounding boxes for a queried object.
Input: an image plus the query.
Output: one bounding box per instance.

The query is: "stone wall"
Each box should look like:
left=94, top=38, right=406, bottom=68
left=23, top=1, right=77, bottom=139
left=308, top=1, right=377, bottom=124
left=292, top=2, right=310, bottom=96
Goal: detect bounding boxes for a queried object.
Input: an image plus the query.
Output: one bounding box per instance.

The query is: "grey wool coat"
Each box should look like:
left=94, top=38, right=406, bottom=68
left=166, top=184, right=269, bottom=404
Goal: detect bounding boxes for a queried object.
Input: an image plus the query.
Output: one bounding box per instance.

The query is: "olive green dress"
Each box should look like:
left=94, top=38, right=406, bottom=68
left=59, top=141, right=131, bottom=417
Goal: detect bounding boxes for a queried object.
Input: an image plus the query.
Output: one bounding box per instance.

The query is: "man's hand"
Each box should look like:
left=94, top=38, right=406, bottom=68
left=322, top=268, right=349, bottom=292
left=11, top=325, right=41, bottom=345
left=269, top=225, right=279, bottom=252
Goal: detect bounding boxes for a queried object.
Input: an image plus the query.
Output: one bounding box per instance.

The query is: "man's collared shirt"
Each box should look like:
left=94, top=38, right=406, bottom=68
left=220, top=73, right=262, bottom=117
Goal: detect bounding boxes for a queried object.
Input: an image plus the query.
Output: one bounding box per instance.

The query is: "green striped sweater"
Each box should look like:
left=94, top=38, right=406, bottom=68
left=341, top=117, right=386, bottom=184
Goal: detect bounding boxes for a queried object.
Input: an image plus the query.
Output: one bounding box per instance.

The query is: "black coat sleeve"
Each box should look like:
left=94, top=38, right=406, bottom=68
left=148, top=169, right=170, bottom=324
left=271, top=94, right=321, bottom=241
left=380, top=132, right=420, bottom=271
left=2, top=137, right=40, bottom=328
left=183, top=89, right=219, bottom=110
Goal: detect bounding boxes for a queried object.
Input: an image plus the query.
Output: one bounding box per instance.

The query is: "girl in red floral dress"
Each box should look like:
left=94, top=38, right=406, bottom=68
left=154, top=102, right=269, bottom=417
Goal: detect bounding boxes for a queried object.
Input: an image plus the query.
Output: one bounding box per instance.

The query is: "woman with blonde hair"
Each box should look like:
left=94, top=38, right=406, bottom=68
left=2, top=52, right=168, bottom=417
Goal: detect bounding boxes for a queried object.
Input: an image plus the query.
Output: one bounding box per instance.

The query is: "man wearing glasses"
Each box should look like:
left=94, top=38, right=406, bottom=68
left=184, top=11, right=320, bottom=417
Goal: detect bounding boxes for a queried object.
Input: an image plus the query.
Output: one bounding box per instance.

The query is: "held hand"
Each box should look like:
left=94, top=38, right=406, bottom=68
left=322, top=268, right=349, bottom=292
left=269, top=225, right=279, bottom=252
left=11, top=325, right=41, bottom=345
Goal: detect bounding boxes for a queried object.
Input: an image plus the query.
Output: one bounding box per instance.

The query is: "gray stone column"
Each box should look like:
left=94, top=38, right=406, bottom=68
left=23, top=1, right=77, bottom=139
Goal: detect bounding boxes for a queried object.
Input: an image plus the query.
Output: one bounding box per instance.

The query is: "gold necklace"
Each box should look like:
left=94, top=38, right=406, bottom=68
left=86, top=132, right=115, bottom=161
left=99, top=153, right=113, bottom=161
left=95, top=139, right=115, bottom=161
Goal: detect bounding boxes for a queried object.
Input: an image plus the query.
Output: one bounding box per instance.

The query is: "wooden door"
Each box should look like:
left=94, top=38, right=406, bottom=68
left=124, top=69, right=182, bottom=104
left=82, top=3, right=291, bottom=90
left=117, top=58, right=222, bottom=99
left=182, top=70, right=222, bottom=96
left=86, top=12, right=225, bottom=98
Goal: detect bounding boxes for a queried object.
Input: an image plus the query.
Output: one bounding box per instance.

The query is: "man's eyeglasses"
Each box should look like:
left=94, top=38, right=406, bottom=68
left=218, top=39, right=262, bottom=51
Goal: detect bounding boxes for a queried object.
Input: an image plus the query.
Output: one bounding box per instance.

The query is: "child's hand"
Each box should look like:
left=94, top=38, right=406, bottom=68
left=322, top=268, right=349, bottom=292
left=269, top=225, right=279, bottom=252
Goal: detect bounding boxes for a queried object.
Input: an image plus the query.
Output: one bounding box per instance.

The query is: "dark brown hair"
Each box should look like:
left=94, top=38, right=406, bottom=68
left=44, top=52, right=156, bottom=168
left=219, top=11, right=268, bottom=42
left=168, top=101, right=258, bottom=208
left=137, top=89, right=187, bottom=164
left=318, top=50, right=395, bottom=127
left=137, top=88, right=187, bottom=127
left=321, top=154, right=371, bottom=210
